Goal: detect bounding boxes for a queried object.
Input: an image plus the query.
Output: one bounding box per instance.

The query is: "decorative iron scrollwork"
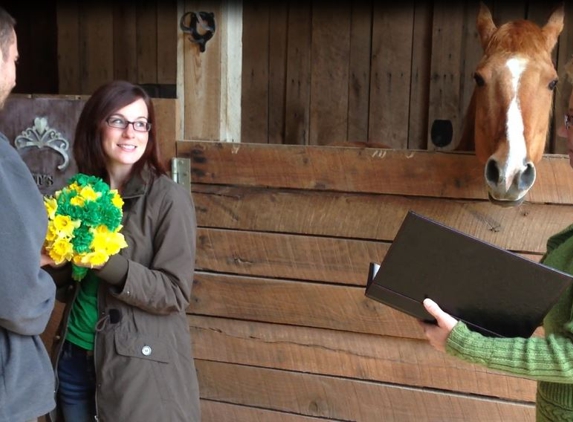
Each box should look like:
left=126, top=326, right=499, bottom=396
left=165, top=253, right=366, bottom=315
left=14, top=117, right=70, bottom=171
left=180, top=11, right=216, bottom=53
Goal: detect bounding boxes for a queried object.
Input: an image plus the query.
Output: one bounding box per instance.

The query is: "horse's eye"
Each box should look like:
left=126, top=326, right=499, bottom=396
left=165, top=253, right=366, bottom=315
left=548, top=79, right=558, bottom=90
left=473, top=73, right=485, bottom=87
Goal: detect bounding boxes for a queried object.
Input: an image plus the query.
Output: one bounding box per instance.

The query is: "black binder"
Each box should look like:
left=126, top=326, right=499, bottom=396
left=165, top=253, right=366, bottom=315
left=365, top=211, right=573, bottom=337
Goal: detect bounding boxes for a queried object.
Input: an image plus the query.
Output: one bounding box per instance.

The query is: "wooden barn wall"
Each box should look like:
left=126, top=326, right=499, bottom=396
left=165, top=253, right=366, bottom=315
left=55, top=0, right=178, bottom=96
left=180, top=140, right=573, bottom=421
left=5, top=1, right=573, bottom=420
left=6, top=1, right=573, bottom=152
left=239, top=0, right=573, bottom=153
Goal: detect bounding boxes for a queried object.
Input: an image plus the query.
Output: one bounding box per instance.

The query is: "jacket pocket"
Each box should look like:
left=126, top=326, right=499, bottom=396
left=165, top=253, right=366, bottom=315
left=114, top=331, right=172, bottom=363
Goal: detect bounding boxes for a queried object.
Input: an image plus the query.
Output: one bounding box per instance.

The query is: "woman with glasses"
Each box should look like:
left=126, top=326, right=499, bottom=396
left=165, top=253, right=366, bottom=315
left=419, top=59, right=573, bottom=422
left=45, top=80, right=200, bottom=422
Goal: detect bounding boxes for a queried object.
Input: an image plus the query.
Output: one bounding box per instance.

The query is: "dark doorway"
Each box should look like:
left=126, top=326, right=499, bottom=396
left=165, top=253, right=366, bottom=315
left=3, top=0, right=58, bottom=94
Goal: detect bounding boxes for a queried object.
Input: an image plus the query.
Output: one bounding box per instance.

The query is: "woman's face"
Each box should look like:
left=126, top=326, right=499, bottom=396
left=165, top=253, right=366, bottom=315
left=102, top=98, right=150, bottom=171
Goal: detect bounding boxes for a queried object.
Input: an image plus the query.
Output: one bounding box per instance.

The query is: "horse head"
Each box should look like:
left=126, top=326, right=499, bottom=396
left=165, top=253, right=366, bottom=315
left=459, top=3, right=564, bottom=207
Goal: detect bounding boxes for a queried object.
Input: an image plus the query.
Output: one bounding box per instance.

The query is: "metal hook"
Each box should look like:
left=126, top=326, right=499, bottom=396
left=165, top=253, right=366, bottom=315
left=180, top=11, right=216, bottom=53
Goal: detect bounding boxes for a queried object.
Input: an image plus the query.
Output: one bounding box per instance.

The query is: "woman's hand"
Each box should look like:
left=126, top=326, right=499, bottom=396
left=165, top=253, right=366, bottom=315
left=418, top=298, right=458, bottom=352
left=40, top=251, right=55, bottom=267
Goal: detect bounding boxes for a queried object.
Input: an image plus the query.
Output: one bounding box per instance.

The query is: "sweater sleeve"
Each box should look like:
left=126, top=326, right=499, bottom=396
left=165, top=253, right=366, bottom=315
left=0, top=138, right=56, bottom=335
left=447, top=322, right=573, bottom=383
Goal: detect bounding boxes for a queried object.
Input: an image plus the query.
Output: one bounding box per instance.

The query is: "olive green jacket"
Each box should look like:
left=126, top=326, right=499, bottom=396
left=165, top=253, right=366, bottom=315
left=48, top=171, right=200, bottom=422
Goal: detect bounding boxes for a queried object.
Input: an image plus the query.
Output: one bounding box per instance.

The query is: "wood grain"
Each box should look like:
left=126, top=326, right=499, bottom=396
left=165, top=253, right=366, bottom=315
left=196, top=360, right=535, bottom=421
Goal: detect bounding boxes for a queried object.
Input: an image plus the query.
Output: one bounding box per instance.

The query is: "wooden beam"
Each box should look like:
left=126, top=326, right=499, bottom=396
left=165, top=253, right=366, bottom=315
left=219, top=0, right=242, bottom=142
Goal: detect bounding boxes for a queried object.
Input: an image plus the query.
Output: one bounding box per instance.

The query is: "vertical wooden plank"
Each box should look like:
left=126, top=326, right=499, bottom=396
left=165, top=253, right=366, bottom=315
left=347, top=1, right=372, bottom=143
left=554, top=4, right=573, bottom=154
left=491, top=1, right=527, bottom=24
left=183, top=0, right=222, bottom=140
left=268, top=3, right=288, bottom=145
left=176, top=0, right=186, bottom=140
left=136, top=0, right=158, bottom=84
left=527, top=1, right=560, bottom=27
left=284, top=2, right=312, bottom=145
left=152, top=98, right=179, bottom=169
left=369, top=3, right=414, bottom=148
left=460, top=1, right=483, bottom=113
left=407, top=1, right=432, bottom=149
left=79, top=3, right=114, bottom=94
left=113, top=0, right=138, bottom=82
left=426, top=1, right=465, bottom=151
left=309, top=2, right=351, bottom=145
left=56, top=0, right=81, bottom=94
left=457, top=1, right=483, bottom=150
left=241, top=2, right=270, bottom=143
left=219, top=0, right=242, bottom=142
left=157, top=0, right=178, bottom=85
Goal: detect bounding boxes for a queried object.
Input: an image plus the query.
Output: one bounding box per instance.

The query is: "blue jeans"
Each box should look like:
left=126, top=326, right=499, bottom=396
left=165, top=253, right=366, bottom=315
left=57, top=340, right=97, bottom=422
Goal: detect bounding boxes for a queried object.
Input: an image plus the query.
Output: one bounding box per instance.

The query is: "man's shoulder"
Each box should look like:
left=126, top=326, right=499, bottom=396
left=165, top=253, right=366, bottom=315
left=0, top=133, right=35, bottom=183
left=0, top=131, right=11, bottom=147
left=0, top=131, right=17, bottom=156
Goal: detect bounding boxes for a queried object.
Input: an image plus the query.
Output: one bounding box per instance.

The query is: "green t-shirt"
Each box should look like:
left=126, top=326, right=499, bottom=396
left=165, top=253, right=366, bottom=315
left=66, top=270, right=99, bottom=351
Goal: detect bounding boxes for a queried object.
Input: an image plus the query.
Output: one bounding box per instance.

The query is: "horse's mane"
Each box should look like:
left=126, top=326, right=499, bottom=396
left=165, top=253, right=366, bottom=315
left=486, top=21, right=549, bottom=56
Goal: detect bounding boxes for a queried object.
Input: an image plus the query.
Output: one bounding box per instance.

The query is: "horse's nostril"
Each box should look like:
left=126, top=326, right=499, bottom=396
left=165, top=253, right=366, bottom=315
left=485, top=158, right=500, bottom=184
left=518, top=163, right=536, bottom=190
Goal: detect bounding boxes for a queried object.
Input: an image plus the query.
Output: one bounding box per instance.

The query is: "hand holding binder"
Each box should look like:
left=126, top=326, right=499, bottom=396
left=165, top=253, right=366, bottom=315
left=418, top=298, right=459, bottom=352
left=365, top=211, right=573, bottom=338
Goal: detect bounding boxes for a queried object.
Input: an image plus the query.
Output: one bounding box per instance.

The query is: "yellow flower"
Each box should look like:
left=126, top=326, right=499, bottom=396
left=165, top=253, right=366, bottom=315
left=79, top=186, right=100, bottom=201
left=45, top=223, right=60, bottom=242
left=91, top=226, right=128, bottom=256
left=106, top=232, right=128, bottom=255
left=48, top=238, right=74, bottom=265
left=44, top=197, right=58, bottom=219
left=52, top=215, right=80, bottom=237
left=68, top=182, right=81, bottom=193
left=111, top=190, right=124, bottom=208
left=73, top=250, right=109, bottom=267
left=70, top=196, right=85, bottom=207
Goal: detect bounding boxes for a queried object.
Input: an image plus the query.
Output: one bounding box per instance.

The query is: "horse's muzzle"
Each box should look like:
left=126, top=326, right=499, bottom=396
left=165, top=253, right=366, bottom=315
left=484, top=158, right=535, bottom=206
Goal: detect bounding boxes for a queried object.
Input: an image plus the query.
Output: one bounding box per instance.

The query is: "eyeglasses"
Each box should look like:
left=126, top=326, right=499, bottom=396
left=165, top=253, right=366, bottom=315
left=106, top=116, right=151, bottom=132
left=565, top=114, right=573, bottom=131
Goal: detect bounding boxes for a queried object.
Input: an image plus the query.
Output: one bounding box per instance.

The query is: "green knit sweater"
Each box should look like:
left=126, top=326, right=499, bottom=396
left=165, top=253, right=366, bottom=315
left=447, top=224, right=573, bottom=421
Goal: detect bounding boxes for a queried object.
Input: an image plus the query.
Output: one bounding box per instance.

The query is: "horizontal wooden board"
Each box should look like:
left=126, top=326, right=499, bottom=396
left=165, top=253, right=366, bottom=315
left=190, top=272, right=421, bottom=338
left=195, top=360, right=535, bottom=421
left=195, top=229, right=540, bottom=285
left=190, top=315, right=537, bottom=403
left=179, top=140, right=573, bottom=205
left=201, top=400, right=325, bottom=422
left=196, top=228, right=390, bottom=285
left=193, top=184, right=571, bottom=254
left=182, top=141, right=557, bottom=421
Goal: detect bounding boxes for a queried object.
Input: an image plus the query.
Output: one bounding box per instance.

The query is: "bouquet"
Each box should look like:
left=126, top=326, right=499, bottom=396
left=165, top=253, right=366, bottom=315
left=43, top=173, right=128, bottom=281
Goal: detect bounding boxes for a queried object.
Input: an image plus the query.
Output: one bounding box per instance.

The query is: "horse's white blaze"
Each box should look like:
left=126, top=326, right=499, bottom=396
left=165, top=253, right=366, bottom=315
left=503, top=57, right=528, bottom=191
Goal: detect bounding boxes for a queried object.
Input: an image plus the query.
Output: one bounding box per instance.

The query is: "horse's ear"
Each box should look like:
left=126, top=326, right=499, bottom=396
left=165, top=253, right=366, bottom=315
left=476, top=2, right=496, bottom=50
left=542, top=3, right=565, bottom=52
